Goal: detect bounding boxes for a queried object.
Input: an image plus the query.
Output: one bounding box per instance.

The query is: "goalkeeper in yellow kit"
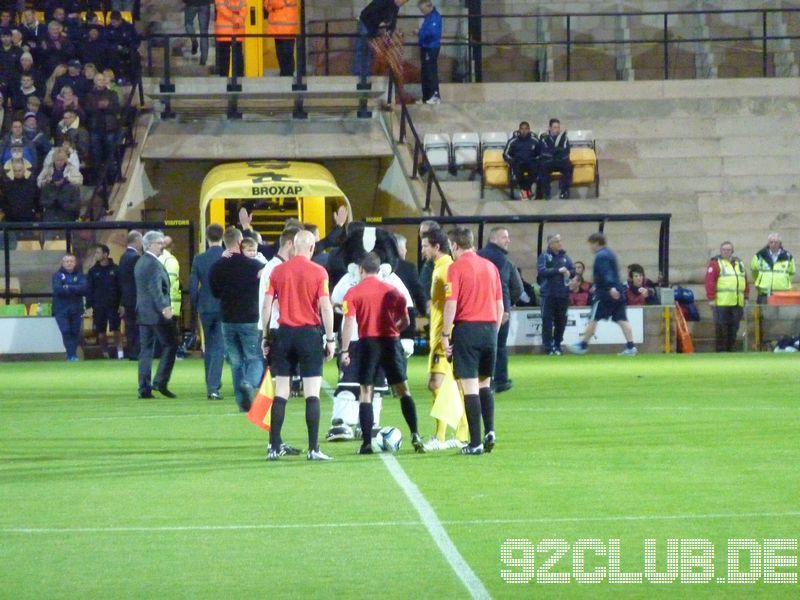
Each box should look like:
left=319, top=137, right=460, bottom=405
left=420, top=227, right=468, bottom=450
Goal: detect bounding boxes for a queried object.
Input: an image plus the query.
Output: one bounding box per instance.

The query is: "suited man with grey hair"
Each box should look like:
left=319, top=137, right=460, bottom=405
left=135, top=230, right=178, bottom=399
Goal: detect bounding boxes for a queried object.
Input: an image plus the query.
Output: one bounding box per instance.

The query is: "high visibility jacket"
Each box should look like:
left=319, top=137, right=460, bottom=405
left=266, top=0, right=299, bottom=38
left=159, top=250, right=182, bottom=315
left=715, top=257, right=747, bottom=307
left=215, top=0, right=247, bottom=42
left=750, top=246, right=796, bottom=295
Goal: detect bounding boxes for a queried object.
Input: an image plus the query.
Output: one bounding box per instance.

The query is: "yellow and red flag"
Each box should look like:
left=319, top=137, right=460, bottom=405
left=246, top=368, right=274, bottom=431
left=430, top=361, right=464, bottom=430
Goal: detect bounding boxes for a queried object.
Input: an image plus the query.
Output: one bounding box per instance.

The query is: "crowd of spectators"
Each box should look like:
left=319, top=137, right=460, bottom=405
left=0, top=4, right=139, bottom=225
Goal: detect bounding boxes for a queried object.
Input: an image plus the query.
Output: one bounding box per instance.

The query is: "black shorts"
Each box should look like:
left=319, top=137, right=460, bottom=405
left=590, top=299, right=628, bottom=323
left=270, top=325, right=323, bottom=378
left=93, top=307, right=121, bottom=333
left=452, top=321, right=496, bottom=380
left=356, top=337, right=407, bottom=386
left=337, top=341, right=388, bottom=393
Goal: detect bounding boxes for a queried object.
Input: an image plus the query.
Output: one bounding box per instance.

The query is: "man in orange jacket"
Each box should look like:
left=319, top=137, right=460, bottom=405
left=266, top=0, right=299, bottom=77
left=215, top=0, right=247, bottom=77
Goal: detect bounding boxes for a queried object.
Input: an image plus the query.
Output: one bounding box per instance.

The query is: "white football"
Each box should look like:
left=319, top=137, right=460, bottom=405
left=378, top=426, right=403, bottom=453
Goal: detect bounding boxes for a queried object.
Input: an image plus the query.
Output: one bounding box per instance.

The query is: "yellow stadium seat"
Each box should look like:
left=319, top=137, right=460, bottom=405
left=15, top=239, right=41, bottom=251
left=480, top=148, right=510, bottom=198
left=569, top=147, right=598, bottom=187
left=106, top=11, right=133, bottom=23
left=43, top=239, right=67, bottom=251
left=82, top=11, right=107, bottom=25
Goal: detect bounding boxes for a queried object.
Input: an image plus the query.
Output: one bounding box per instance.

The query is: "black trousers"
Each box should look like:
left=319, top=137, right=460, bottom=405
left=123, top=304, right=139, bottom=358
left=420, top=47, right=440, bottom=101
left=713, top=306, right=743, bottom=352
left=538, top=158, right=573, bottom=195
left=493, top=319, right=510, bottom=385
left=511, top=161, right=537, bottom=193
left=216, top=40, right=244, bottom=77
left=138, top=322, right=178, bottom=394
left=275, top=38, right=295, bottom=76
left=541, top=295, right=569, bottom=351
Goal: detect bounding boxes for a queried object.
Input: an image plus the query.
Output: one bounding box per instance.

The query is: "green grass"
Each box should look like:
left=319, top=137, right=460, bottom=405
left=1, top=354, right=799, bottom=598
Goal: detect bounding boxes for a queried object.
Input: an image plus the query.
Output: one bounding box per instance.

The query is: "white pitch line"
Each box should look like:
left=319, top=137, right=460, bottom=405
left=5, top=510, right=800, bottom=535
left=502, top=406, right=798, bottom=413
left=381, top=454, right=492, bottom=600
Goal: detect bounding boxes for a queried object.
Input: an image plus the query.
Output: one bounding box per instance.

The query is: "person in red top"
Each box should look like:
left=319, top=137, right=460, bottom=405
left=262, top=230, right=336, bottom=461
left=341, top=252, right=425, bottom=454
left=441, top=227, right=504, bottom=455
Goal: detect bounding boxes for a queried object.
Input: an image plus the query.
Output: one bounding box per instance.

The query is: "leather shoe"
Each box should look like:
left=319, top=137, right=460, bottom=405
left=156, top=385, right=177, bottom=398
left=207, top=392, right=224, bottom=400
left=138, top=391, right=154, bottom=399
left=494, top=380, right=513, bottom=393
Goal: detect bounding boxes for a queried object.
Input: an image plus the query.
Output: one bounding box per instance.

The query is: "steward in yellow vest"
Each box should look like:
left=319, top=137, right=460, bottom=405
left=704, top=241, right=748, bottom=352
left=750, top=233, right=795, bottom=301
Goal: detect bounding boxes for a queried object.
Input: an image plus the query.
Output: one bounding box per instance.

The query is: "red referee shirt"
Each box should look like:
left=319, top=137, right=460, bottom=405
left=445, top=250, right=502, bottom=323
left=343, top=276, right=406, bottom=339
left=267, top=255, right=329, bottom=327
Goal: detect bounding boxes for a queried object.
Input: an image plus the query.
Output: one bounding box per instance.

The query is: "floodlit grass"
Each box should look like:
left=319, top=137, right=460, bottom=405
left=1, top=353, right=799, bottom=598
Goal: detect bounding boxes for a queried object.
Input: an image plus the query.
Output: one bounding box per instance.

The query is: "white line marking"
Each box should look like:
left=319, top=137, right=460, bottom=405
left=5, top=511, right=800, bottom=535
left=502, top=406, right=798, bottom=413
left=380, top=454, right=491, bottom=600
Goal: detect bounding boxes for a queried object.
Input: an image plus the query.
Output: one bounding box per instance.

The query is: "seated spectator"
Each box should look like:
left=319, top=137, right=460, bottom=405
left=40, top=21, right=77, bottom=76
left=0, top=158, right=39, bottom=222
left=103, top=68, right=123, bottom=102
left=79, top=25, right=108, bottom=72
left=63, top=10, right=86, bottom=45
left=503, top=120, right=541, bottom=200
left=11, top=73, right=44, bottom=111
left=54, top=110, right=89, bottom=165
left=19, top=10, right=47, bottom=56
left=52, top=58, right=89, bottom=100
left=40, top=161, right=81, bottom=222
left=82, top=62, right=98, bottom=91
left=52, top=84, right=84, bottom=122
left=38, top=146, right=82, bottom=187
left=104, top=11, right=139, bottom=83
left=0, top=9, right=15, bottom=31
left=574, top=260, right=590, bottom=284
left=3, top=141, right=34, bottom=178
left=0, top=28, right=22, bottom=90
left=537, top=118, right=572, bottom=200
left=1, top=120, right=37, bottom=165
left=625, top=263, right=657, bottom=306
left=17, top=51, right=46, bottom=92
left=568, top=275, right=590, bottom=306
left=24, top=96, right=50, bottom=138
left=22, top=112, right=51, bottom=164
left=84, top=72, right=120, bottom=184
left=44, top=63, right=67, bottom=107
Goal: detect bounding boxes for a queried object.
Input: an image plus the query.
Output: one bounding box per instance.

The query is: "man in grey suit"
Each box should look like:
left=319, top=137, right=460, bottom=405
left=135, top=230, right=178, bottom=399
left=190, top=223, right=225, bottom=400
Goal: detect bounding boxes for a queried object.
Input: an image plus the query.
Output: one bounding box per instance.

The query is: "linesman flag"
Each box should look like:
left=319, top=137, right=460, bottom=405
left=246, top=369, right=274, bottom=431
left=430, top=361, right=464, bottom=430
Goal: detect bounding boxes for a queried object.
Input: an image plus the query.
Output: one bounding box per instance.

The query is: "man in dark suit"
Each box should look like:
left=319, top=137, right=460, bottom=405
left=394, top=233, right=427, bottom=342
left=118, top=230, right=142, bottom=359
left=135, top=230, right=178, bottom=399
left=190, top=223, right=226, bottom=400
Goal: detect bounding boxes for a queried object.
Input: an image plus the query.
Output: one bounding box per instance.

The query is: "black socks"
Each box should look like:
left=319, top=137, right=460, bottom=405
left=306, top=396, right=320, bottom=452
left=464, top=393, right=481, bottom=447
left=359, top=402, right=374, bottom=448
left=400, top=395, right=418, bottom=435
left=270, top=396, right=287, bottom=448
left=479, top=387, right=494, bottom=433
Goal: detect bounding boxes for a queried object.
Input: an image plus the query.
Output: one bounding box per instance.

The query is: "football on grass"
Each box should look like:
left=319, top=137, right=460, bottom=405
left=372, top=426, right=403, bottom=453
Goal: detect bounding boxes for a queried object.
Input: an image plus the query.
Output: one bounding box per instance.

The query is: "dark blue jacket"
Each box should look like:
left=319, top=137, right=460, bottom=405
left=104, top=20, right=140, bottom=51
left=537, top=248, right=574, bottom=298
left=52, top=267, right=87, bottom=315
left=117, top=247, right=140, bottom=309
left=418, top=8, right=442, bottom=49
left=477, top=242, right=523, bottom=312
left=592, top=246, right=624, bottom=302
left=86, top=260, right=121, bottom=310
left=189, top=245, right=224, bottom=314
left=503, top=132, right=542, bottom=167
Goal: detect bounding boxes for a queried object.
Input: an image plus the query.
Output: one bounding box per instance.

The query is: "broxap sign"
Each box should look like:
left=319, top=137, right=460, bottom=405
left=251, top=184, right=304, bottom=196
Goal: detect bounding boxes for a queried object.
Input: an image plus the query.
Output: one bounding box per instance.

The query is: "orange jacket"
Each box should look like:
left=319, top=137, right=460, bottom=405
left=265, top=0, right=299, bottom=38
left=215, top=0, right=247, bottom=42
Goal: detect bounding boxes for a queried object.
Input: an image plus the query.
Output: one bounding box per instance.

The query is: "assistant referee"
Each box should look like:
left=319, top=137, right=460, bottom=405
left=262, top=230, right=336, bottom=462
left=441, top=227, right=504, bottom=455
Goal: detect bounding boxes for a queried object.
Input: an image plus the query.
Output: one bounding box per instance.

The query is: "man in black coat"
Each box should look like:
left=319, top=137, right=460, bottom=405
left=118, top=229, right=142, bottom=359
left=134, top=230, right=177, bottom=399
left=1, top=159, right=38, bottom=222
left=477, top=227, right=522, bottom=393
left=394, top=233, right=427, bottom=341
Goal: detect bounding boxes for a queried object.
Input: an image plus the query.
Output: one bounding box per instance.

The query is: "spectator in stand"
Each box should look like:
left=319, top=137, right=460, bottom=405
left=19, top=10, right=46, bottom=60
left=417, top=0, right=441, bottom=104
left=39, top=154, right=81, bottom=221
left=1, top=120, right=36, bottom=162
left=266, top=0, right=299, bottom=77
left=0, top=91, right=8, bottom=134
left=63, top=9, right=86, bottom=45
left=38, top=146, right=82, bottom=187
left=0, top=158, right=38, bottom=222
left=751, top=232, right=796, bottom=303
left=118, top=229, right=142, bottom=360
left=568, top=274, right=590, bottom=306
left=52, top=59, right=89, bottom=100
left=84, top=72, right=120, bottom=185
left=574, top=260, right=588, bottom=281
left=79, top=25, right=108, bottom=72
left=705, top=240, right=748, bottom=352
left=54, top=110, right=89, bottom=165
left=2, top=140, right=33, bottom=178
left=52, top=85, right=84, bottom=123
left=102, top=68, right=123, bottom=102
left=503, top=121, right=542, bottom=200
left=86, top=243, right=124, bottom=359
left=538, top=118, right=572, bottom=199
left=12, top=73, right=44, bottom=111
left=104, top=11, right=139, bottom=83
left=52, top=252, right=88, bottom=361
left=24, top=95, right=49, bottom=136
left=44, top=63, right=67, bottom=107
left=22, top=112, right=51, bottom=164
left=537, top=233, right=574, bottom=355
left=353, top=0, right=410, bottom=87
left=40, top=21, right=76, bottom=76
left=0, top=28, right=22, bottom=90
left=625, top=263, right=657, bottom=306
left=183, top=0, right=212, bottom=67
left=17, top=52, right=45, bottom=91
left=81, top=62, right=98, bottom=93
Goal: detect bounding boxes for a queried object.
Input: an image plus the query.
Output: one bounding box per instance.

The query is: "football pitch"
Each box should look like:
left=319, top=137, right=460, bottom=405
left=1, top=353, right=799, bottom=599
